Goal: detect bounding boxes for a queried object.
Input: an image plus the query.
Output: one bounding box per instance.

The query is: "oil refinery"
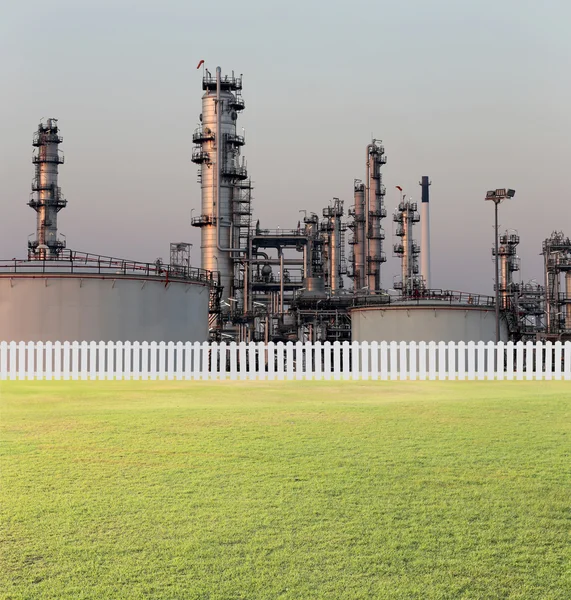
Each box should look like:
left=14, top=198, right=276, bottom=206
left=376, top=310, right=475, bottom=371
left=0, top=66, right=570, bottom=344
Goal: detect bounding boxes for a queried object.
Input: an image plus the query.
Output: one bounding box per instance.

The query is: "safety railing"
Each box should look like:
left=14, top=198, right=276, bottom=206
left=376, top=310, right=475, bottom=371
left=0, top=251, right=216, bottom=286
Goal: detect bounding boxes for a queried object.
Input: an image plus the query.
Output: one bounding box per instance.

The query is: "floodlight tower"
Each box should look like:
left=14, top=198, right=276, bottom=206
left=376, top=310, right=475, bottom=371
left=485, top=188, right=516, bottom=342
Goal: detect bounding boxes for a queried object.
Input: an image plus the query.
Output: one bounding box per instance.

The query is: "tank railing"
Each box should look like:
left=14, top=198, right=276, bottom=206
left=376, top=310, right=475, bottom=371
left=397, top=289, right=496, bottom=307
left=349, top=289, right=497, bottom=308
left=0, top=251, right=218, bottom=286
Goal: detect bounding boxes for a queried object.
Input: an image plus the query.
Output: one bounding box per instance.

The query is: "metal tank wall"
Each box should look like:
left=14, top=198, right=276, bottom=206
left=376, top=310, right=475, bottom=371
left=350, top=304, right=509, bottom=343
left=0, top=276, right=210, bottom=342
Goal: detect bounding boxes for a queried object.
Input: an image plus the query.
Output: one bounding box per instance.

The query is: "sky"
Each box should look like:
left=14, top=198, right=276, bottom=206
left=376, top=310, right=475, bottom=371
left=1, top=0, right=570, bottom=295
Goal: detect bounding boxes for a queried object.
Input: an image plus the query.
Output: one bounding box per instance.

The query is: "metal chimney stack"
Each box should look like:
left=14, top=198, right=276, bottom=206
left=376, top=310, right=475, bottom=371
left=28, top=118, right=67, bottom=259
left=420, top=176, right=431, bottom=288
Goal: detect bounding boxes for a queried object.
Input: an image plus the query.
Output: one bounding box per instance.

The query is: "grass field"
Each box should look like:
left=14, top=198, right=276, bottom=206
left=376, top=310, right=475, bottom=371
left=1, top=381, right=570, bottom=599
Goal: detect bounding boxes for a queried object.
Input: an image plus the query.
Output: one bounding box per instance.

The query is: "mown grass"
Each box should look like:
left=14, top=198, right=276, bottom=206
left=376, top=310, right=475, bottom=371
left=1, top=381, right=570, bottom=599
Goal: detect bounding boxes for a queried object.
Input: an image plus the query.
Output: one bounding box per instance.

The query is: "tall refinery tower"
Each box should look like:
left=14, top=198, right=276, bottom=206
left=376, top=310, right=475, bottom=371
left=349, top=140, right=387, bottom=292
left=28, top=118, right=67, bottom=259
left=192, top=66, right=250, bottom=304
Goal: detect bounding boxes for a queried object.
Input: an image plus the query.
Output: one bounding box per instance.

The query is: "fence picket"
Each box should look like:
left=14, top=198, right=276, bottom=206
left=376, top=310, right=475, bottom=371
left=447, top=342, right=455, bottom=381
left=313, top=341, right=321, bottom=380
left=457, top=341, right=465, bottom=380
left=267, top=342, right=275, bottom=381
left=304, top=341, right=312, bottom=380
left=516, top=342, right=524, bottom=380
left=70, top=342, right=79, bottom=380
left=554, top=342, right=562, bottom=380
left=496, top=341, right=504, bottom=381
left=248, top=342, right=257, bottom=380
left=53, top=342, right=62, bottom=380
left=123, top=342, right=132, bottom=380
left=158, top=342, right=166, bottom=381
left=467, top=342, right=475, bottom=380
left=323, top=341, right=332, bottom=381
left=0, top=341, right=7, bottom=380
left=209, top=342, right=218, bottom=380
left=506, top=341, right=514, bottom=380
left=352, top=341, right=360, bottom=380
left=409, top=341, right=417, bottom=381
left=417, top=341, right=426, bottom=380
left=25, top=341, right=35, bottom=380
left=276, top=342, right=284, bottom=380
left=286, top=343, right=294, bottom=380
left=342, top=342, right=350, bottom=381
left=437, top=341, right=446, bottom=381
left=219, top=342, right=227, bottom=380
left=35, top=341, right=44, bottom=381
left=389, top=341, right=398, bottom=380
left=361, top=341, right=369, bottom=381
left=333, top=342, right=341, bottom=380
left=564, top=342, right=571, bottom=380
left=428, top=342, right=436, bottom=380
left=486, top=341, right=495, bottom=381
left=525, top=341, right=534, bottom=381
left=140, top=342, right=149, bottom=380
left=192, top=341, right=201, bottom=380
left=476, top=342, right=485, bottom=380
left=201, top=342, right=209, bottom=380
left=114, top=342, right=123, bottom=381
left=167, top=342, right=175, bottom=381
left=400, top=342, right=408, bottom=381
left=535, top=342, right=543, bottom=381
left=370, top=341, right=379, bottom=381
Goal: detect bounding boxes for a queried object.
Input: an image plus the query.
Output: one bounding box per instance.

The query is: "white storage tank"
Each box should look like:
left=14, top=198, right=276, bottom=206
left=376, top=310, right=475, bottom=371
left=350, top=296, right=509, bottom=343
left=0, top=256, right=214, bottom=343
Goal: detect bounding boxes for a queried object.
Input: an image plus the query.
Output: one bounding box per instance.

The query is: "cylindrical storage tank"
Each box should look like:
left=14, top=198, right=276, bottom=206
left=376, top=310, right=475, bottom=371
left=350, top=302, right=509, bottom=343
left=0, top=274, right=211, bottom=342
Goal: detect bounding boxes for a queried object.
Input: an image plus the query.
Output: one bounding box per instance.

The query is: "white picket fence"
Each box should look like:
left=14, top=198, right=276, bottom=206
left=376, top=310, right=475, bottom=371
left=0, top=340, right=570, bottom=381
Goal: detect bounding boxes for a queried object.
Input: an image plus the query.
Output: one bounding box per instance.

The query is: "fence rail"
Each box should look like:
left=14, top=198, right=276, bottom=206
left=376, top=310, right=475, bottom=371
left=1, top=341, right=570, bottom=381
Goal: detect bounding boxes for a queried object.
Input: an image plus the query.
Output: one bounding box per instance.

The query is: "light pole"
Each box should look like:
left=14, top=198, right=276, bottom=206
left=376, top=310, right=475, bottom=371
left=485, top=188, right=516, bottom=343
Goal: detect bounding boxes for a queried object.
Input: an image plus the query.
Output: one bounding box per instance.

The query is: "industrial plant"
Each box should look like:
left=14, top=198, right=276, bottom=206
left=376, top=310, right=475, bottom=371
left=0, top=65, right=570, bottom=344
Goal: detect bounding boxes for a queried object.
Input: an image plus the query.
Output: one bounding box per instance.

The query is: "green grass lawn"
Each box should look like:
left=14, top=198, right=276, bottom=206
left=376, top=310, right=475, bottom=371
left=1, top=381, right=570, bottom=599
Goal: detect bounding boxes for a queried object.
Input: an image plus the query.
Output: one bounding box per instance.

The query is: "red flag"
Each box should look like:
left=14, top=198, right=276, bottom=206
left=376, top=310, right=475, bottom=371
left=396, top=185, right=403, bottom=191
left=196, top=59, right=205, bottom=69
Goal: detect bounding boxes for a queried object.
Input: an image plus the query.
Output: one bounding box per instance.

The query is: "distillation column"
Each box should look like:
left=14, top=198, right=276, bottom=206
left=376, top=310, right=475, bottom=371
left=493, top=232, right=520, bottom=309
left=366, top=141, right=387, bottom=291
left=542, top=231, right=571, bottom=335
left=350, top=180, right=366, bottom=290
left=192, top=66, right=248, bottom=303
left=323, top=199, right=344, bottom=292
left=420, top=176, right=431, bottom=288
left=28, top=118, right=67, bottom=259
left=393, top=195, right=421, bottom=293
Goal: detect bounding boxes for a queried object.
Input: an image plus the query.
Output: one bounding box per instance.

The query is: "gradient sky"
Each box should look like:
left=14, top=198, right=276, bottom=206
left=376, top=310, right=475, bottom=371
left=2, top=0, right=570, bottom=295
